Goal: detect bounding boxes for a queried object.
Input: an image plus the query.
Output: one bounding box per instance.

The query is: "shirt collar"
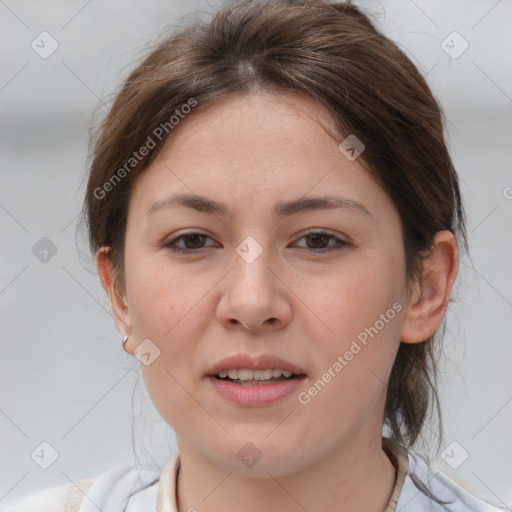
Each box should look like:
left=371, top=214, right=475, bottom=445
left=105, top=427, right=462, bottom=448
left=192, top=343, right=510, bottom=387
left=382, top=436, right=410, bottom=512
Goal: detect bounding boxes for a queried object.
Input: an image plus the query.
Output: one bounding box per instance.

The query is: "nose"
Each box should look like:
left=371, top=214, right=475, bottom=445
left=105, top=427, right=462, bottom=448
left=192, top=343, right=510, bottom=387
left=216, top=245, right=292, bottom=332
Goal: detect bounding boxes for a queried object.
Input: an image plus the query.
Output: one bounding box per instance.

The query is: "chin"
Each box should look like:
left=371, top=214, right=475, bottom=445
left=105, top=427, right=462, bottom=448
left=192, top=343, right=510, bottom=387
left=209, top=437, right=308, bottom=478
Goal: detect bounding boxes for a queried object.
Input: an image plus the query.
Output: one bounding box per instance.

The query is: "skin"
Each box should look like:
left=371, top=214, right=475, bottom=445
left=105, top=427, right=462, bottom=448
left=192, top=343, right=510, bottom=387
left=97, top=91, right=458, bottom=512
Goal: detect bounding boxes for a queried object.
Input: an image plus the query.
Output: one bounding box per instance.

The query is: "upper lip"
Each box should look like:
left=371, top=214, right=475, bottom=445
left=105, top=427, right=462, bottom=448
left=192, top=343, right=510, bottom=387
left=207, top=354, right=307, bottom=376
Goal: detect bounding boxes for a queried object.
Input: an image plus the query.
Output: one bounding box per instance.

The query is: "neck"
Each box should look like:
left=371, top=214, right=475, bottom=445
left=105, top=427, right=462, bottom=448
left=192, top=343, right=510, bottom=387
left=175, top=431, right=396, bottom=512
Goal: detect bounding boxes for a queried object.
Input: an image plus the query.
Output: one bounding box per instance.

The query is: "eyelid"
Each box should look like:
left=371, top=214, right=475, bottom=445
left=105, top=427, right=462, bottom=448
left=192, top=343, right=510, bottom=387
left=293, top=230, right=348, bottom=250
left=162, top=229, right=349, bottom=254
left=162, top=230, right=218, bottom=253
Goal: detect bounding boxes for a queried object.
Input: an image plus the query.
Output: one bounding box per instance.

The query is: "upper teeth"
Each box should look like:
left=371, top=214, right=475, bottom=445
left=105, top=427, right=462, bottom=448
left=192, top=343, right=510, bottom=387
left=217, top=369, right=293, bottom=380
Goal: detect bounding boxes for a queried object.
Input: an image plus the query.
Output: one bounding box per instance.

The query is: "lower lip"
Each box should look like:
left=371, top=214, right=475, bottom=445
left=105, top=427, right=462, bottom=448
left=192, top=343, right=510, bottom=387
left=207, top=375, right=307, bottom=407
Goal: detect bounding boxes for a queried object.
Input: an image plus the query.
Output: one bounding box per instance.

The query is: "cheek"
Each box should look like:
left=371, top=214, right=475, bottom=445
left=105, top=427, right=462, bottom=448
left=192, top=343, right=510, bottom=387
left=298, top=313, right=400, bottom=445
left=295, top=256, right=403, bottom=412
left=125, top=248, right=207, bottom=338
left=297, top=255, right=402, bottom=343
left=125, top=255, right=215, bottom=425
left=140, top=359, right=216, bottom=451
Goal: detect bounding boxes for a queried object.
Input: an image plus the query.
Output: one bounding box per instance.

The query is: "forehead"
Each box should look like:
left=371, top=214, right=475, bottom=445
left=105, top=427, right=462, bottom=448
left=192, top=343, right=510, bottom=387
left=127, top=91, right=397, bottom=229
left=163, top=91, right=339, bottom=161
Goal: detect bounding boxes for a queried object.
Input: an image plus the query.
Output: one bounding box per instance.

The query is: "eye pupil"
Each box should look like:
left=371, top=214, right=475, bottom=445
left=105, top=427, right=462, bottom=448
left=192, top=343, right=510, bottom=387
left=184, top=234, right=206, bottom=249
left=306, top=233, right=329, bottom=248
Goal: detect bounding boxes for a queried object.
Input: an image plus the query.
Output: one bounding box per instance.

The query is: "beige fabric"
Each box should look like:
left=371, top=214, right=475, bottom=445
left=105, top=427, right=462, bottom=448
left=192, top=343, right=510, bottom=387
left=382, top=437, right=410, bottom=512
left=157, top=451, right=180, bottom=512
left=64, top=478, right=96, bottom=512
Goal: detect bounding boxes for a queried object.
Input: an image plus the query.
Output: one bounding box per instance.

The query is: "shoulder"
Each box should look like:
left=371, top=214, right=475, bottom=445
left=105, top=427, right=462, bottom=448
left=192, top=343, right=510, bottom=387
left=0, top=463, right=161, bottom=512
left=399, top=448, right=508, bottom=511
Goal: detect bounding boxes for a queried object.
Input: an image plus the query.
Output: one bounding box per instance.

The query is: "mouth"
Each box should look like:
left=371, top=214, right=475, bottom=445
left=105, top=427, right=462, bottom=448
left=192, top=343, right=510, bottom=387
left=213, top=368, right=304, bottom=385
left=207, top=353, right=307, bottom=382
left=206, top=354, right=307, bottom=406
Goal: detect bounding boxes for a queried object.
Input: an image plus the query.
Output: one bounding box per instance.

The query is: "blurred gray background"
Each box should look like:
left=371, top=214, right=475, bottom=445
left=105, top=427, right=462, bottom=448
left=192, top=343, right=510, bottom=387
left=1, top=0, right=511, bottom=507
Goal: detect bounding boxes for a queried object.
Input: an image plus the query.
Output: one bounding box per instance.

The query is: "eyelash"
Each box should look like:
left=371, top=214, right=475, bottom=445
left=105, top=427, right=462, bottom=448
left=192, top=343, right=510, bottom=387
left=162, top=231, right=349, bottom=254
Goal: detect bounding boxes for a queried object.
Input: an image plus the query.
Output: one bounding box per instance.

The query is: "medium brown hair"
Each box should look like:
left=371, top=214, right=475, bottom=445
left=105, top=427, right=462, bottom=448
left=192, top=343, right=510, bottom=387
left=80, top=0, right=468, bottom=454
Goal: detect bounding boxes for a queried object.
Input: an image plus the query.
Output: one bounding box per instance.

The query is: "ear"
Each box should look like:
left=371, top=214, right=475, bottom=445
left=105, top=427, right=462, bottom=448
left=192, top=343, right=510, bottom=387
left=96, top=247, right=135, bottom=354
left=400, top=230, right=459, bottom=344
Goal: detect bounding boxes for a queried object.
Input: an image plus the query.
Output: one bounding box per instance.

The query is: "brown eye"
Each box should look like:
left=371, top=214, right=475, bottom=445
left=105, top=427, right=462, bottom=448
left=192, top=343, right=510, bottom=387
left=293, top=231, right=349, bottom=252
left=305, top=233, right=331, bottom=249
left=180, top=234, right=207, bottom=249
left=163, top=230, right=348, bottom=255
left=163, top=233, right=216, bottom=254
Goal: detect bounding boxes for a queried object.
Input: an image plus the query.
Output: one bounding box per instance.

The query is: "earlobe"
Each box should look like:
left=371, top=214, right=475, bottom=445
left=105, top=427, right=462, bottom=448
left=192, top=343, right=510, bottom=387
left=96, top=247, right=133, bottom=345
left=400, top=231, right=459, bottom=344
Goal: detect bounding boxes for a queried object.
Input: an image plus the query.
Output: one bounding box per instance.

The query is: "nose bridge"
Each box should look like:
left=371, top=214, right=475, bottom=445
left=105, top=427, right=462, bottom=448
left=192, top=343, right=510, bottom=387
left=216, top=234, right=290, bottom=331
left=231, top=234, right=273, bottom=301
left=235, top=234, right=266, bottom=267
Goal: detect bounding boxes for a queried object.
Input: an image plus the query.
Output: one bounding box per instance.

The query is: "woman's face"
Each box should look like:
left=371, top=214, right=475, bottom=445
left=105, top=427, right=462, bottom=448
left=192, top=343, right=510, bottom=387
left=121, top=91, right=410, bottom=476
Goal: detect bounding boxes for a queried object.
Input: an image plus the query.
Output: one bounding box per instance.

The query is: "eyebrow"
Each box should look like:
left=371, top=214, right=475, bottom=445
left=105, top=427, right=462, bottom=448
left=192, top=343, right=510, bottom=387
left=147, top=193, right=372, bottom=219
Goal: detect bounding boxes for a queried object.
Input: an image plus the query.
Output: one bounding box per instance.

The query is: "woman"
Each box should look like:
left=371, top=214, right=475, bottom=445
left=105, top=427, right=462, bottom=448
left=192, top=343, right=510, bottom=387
left=3, top=0, right=507, bottom=510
